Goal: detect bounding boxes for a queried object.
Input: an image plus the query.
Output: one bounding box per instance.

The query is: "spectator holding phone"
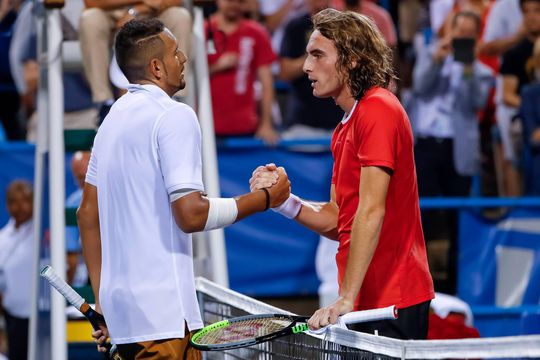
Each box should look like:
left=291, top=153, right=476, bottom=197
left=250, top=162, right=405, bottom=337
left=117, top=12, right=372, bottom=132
left=409, top=11, right=494, bottom=294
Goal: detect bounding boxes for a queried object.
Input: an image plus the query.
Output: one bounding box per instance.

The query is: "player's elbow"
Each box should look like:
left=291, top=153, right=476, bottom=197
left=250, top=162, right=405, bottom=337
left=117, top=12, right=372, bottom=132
left=358, top=205, right=386, bottom=226
left=174, top=209, right=207, bottom=233
left=176, top=217, right=205, bottom=234
left=172, top=195, right=209, bottom=233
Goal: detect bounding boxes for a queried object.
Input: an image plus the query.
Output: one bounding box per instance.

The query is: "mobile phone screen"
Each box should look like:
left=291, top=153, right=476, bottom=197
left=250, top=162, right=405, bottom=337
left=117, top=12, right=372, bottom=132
left=452, top=38, right=476, bottom=64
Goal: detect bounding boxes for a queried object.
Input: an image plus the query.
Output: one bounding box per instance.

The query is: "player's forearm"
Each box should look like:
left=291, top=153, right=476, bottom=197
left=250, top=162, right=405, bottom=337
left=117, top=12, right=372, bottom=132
left=235, top=191, right=270, bottom=221
left=339, top=208, right=384, bottom=303
left=79, top=225, right=102, bottom=305
left=295, top=201, right=339, bottom=240
left=172, top=191, right=269, bottom=233
left=78, top=210, right=102, bottom=306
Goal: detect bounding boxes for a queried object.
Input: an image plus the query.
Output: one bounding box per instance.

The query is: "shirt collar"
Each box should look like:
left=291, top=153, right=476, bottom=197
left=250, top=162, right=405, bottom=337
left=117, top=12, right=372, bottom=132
left=126, top=83, right=171, bottom=99
left=341, top=100, right=359, bottom=125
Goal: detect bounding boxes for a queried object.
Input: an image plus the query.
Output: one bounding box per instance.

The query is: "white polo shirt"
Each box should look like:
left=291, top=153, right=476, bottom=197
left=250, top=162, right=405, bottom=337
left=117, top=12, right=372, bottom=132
left=86, top=84, right=204, bottom=344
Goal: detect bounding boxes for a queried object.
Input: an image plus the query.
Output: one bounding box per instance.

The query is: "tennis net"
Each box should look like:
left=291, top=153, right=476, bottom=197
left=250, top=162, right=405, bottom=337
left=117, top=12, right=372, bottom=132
left=195, top=277, right=540, bottom=360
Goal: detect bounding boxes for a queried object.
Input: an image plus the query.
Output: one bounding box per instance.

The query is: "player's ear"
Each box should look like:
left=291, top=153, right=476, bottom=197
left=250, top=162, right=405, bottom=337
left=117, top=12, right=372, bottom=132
left=149, top=58, right=164, bottom=80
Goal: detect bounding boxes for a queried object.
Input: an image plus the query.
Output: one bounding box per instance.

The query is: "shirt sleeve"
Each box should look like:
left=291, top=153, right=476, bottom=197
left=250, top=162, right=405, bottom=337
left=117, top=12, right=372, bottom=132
left=156, top=104, right=204, bottom=195
left=356, top=98, right=399, bottom=171
left=85, top=149, right=98, bottom=186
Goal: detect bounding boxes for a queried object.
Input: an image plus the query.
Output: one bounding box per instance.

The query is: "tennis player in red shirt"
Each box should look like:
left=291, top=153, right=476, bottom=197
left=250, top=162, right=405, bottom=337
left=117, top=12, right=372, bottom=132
left=250, top=8, right=434, bottom=339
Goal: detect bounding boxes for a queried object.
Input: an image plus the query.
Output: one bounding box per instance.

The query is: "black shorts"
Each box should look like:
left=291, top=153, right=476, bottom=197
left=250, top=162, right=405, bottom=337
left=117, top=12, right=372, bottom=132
left=347, top=300, right=431, bottom=340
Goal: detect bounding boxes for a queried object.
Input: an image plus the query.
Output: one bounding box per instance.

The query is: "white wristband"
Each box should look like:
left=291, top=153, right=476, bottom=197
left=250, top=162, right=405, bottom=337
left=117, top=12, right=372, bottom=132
left=204, top=198, right=238, bottom=231
left=271, top=194, right=301, bottom=219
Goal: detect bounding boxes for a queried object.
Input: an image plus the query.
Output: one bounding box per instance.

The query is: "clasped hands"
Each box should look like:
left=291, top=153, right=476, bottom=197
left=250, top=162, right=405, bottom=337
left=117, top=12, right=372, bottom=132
left=249, top=163, right=290, bottom=209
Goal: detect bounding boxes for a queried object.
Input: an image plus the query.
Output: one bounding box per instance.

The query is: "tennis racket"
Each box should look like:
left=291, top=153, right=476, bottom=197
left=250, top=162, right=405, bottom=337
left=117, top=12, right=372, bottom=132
left=190, top=305, right=398, bottom=351
left=40, top=265, right=121, bottom=360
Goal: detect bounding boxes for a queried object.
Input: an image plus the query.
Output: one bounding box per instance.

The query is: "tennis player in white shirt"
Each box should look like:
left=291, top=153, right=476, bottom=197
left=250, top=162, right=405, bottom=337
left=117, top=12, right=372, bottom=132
left=78, top=18, right=290, bottom=359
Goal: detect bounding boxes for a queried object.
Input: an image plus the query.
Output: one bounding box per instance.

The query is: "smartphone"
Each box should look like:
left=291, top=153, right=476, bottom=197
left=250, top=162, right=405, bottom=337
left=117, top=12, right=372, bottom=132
left=452, top=38, right=476, bottom=64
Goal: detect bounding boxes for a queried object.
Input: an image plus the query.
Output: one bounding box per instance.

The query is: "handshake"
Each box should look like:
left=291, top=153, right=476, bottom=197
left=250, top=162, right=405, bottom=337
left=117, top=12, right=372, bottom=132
left=249, top=163, right=302, bottom=219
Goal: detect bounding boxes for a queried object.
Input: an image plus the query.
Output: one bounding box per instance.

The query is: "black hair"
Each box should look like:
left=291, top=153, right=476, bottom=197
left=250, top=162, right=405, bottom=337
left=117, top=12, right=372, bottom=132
left=115, top=18, right=166, bottom=83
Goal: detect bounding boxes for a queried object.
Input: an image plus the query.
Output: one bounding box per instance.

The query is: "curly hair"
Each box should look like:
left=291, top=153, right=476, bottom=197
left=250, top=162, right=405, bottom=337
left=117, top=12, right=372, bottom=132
left=312, top=9, right=395, bottom=100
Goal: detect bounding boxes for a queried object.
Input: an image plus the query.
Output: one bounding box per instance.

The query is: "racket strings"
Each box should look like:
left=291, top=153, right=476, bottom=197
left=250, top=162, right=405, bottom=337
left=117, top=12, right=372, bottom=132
left=196, top=316, right=293, bottom=345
